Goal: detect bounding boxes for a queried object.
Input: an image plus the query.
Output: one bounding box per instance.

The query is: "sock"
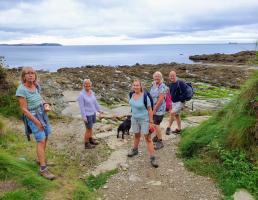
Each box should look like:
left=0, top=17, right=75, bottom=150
left=150, top=156, right=155, bottom=160
left=40, top=165, right=47, bottom=171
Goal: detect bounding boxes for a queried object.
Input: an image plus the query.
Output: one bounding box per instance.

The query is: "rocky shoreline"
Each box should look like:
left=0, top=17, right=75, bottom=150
left=3, top=51, right=256, bottom=114
left=6, top=62, right=255, bottom=114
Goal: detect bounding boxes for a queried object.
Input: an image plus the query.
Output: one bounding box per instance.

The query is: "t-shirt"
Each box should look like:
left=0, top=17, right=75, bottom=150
left=150, top=82, right=166, bottom=115
left=16, top=84, right=42, bottom=110
left=129, top=93, right=151, bottom=119
left=169, top=80, right=188, bottom=103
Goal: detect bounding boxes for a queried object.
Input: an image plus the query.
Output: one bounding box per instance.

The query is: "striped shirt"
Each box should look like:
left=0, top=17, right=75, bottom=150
left=16, top=84, right=42, bottom=110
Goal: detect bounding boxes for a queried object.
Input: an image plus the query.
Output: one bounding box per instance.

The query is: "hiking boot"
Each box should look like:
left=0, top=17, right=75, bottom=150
left=89, top=137, right=99, bottom=145
left=154, top=141, right=164, bottom=150
left=165, top=127, right=171, bottom=135
left=40, top=168, right=56, bottom=180
left=85, top=142, right=95, bottom=149
left=150, top=156, right=159, bottom=168
left=127, top=148, right=138, bottom=157
left=172, top=129, right=181, bottom=134
left=152, top=135, right=158, bottom=143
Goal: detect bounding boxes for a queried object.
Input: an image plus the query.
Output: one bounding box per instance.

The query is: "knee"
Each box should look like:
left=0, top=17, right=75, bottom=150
left=135, top=133, right=141, bottom=139
left=144, top=135, right=152, bottom=143
left=37, top=140, right=46, bottom=147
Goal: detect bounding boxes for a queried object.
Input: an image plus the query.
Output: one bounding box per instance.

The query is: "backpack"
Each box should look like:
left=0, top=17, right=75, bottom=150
left=129, top=90, right=154, bottom=110
left=178, top=82, right=194, bottom=101
left=165, top=90, right=172, bottom=111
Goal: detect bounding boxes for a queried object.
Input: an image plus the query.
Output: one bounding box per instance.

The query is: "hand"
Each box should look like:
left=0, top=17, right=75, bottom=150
left=35, top=120, right=44, bottom=131
left=84, top=118, right=88, bottom=124
left=44, top=103, right=51, bottom=112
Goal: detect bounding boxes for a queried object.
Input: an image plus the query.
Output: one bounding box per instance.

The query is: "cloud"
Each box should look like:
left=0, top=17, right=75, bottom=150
left=0, top=0, right=257, bottom=44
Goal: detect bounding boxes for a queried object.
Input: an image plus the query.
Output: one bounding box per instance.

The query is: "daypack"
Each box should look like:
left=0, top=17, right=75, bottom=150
left=129, top=90, right=154, bottom=110
left=178, top=82, right=194, bottom=101
left=165, top=90, right=172, bottom=111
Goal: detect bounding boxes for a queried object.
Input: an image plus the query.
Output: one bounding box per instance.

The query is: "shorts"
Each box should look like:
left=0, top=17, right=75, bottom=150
left=171, top=102, right=185, bottom=114
left=131, top=117, right=149, bottom=135
left=27, top=119, right=51, bottom=142
left=153, top=115, right=164, bottom=125
left=84, top=113, right=96, bottom=129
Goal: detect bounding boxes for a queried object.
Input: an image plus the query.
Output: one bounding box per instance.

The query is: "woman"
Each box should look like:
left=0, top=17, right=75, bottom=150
left=127, top=79, right=158, bottom=168
left=77, top=79, right=102, bottom=149
left=150, top=71, right=167, bottom=150
left=16, top=67, right=55, bottom=180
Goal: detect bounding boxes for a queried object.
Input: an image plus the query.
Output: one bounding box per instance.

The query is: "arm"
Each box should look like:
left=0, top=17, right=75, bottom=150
left=18, top=97, right=44, bottom=131
left=77, top=94, right=87, bottom=121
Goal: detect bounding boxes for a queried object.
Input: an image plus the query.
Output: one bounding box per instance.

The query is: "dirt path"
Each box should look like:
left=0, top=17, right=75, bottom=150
left=96, top=116, right=220, bottom=200
left=10, top=109, right=220, bottom=199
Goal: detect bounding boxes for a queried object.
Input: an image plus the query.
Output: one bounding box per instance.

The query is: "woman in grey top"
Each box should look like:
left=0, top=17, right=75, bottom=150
left=77, top=79, right=103, bottom=149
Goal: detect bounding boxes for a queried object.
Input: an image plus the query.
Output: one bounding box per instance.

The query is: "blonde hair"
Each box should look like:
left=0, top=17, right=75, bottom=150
left=132, top=79, right=144, bottom=92
left=153, top=71, right=164, bottom=83
left=21, top=67, right=37, bottom=83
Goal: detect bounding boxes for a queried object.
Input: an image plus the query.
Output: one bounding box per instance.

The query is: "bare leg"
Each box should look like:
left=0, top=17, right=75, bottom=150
left=155, top=125, right=162, bottom=140
left=133, top=133, right=141, bottom=149
left=84, top=128, right=92, bottom=142
left=144, top=134, right=155, bottom=156
left=175, top=114, right=181, bottom=130
left=167, top=112, right=176, bottom=128
left=37, top=140, right=46, bottom=166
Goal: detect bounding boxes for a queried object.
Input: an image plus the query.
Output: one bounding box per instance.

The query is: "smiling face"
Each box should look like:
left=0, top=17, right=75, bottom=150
left=169, top=71, right=177, bottom=83
left=153, top=73, right=162, bottom=85
left=84, top=80, right=91, bottom=92
left=132, top=80, right=142, bottom=93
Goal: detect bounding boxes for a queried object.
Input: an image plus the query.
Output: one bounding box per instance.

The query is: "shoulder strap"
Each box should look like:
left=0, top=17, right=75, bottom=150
left=143, top=92, right=148, bottom=110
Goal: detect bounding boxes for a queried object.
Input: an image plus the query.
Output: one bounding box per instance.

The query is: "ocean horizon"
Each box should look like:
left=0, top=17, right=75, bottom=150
left=0, top=43, right=256, bottom=71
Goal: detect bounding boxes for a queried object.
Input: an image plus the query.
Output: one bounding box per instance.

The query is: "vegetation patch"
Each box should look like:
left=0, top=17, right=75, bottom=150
left=193, top=83, right=239, bottom=99
left=179, top=71, right=258, bottom=199
left=86, top=169, right=118, bottom=191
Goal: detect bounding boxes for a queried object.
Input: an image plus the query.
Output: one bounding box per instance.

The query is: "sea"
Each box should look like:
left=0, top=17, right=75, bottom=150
left=0, top=43, right=256, bottom=72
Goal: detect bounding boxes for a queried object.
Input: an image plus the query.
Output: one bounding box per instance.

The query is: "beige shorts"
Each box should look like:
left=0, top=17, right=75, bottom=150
left=171, top=102, right=185, bottom=114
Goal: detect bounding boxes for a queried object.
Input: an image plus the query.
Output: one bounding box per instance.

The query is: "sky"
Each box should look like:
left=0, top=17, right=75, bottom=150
left=0, top=0, right=257, bottom=45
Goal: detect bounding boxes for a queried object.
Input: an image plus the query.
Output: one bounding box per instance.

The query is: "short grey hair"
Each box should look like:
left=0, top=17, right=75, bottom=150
left=83, top=79, right=92, bottom=86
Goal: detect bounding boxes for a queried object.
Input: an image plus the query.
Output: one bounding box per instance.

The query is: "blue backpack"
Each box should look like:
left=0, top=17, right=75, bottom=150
left=178, top=82, right=194, bottom=101
left=129, top=90, right=154, bottom=110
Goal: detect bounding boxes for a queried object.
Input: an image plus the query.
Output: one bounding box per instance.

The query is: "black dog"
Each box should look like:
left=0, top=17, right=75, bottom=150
left=117, top=115, right=131, bottom=139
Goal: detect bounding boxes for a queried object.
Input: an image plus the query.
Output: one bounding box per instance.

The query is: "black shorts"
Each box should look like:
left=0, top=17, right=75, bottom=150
left=153, top=115, right=164, bottom=125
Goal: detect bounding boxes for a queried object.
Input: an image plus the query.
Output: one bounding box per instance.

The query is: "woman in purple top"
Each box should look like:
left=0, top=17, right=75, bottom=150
left=77, top=79, right=102, bottom=149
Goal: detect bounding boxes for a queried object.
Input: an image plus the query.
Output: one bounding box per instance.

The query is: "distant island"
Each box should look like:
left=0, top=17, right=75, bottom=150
left=0, top=43, right=62, bottom=46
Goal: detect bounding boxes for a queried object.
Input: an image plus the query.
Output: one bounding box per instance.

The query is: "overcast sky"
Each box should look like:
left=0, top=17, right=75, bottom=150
left=0, top=0, right=257, bottom=45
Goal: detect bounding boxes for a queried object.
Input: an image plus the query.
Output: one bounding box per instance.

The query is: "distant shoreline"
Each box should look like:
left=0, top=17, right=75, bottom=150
left=0, top=43, right=62, bottom=46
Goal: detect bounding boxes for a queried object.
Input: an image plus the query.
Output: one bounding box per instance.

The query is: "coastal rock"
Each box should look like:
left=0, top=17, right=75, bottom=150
left=189, top=51, right=256, bottom=64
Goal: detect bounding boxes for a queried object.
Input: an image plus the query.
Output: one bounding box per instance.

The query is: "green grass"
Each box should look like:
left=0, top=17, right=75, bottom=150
left=0, top=87, right=21, bottom=119
left=0, top=151, right=54, bottom=199
left=72, top=182, right=97, bottom=200
left=0, top=116, right=106, bottom=200
left=86, top=169, right=118, bottom=191
left=193, top=83, right=239, bottom=99
left=179, top=71, right=258, bottom=199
